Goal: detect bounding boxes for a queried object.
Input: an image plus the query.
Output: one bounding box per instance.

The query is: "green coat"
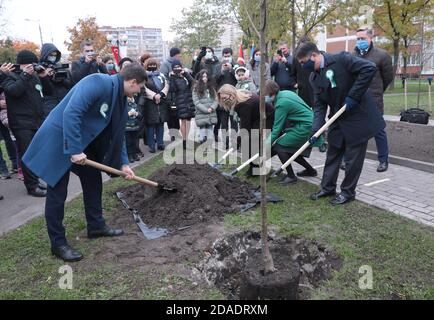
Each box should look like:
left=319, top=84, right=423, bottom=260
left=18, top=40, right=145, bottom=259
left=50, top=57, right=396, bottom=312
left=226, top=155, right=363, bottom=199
left=269, top=90, right=323, bottom=149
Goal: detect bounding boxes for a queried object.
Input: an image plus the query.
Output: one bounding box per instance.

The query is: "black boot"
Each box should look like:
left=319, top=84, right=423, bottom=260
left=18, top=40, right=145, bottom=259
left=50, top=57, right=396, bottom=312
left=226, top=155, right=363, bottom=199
left=88, top=226, right=124, bottom=239
left=279, top=175, right=298, bottom=186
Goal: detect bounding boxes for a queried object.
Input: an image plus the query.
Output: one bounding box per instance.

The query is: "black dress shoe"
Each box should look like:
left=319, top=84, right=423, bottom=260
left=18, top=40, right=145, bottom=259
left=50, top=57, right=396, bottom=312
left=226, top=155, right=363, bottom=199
left=297, top=169, right=318, bottom=177
left=330, top=193, right=355, bottom=206
left=38, top=182, right=47, bottom=190
left=0, top=194, right=4, bottom=200
left=377, top=162, right=389, bottom=173
left=88, top=226, right=124, bottom=239
left=279, top=176, right=298, bottom=186
left=28, top=187, right=47, bottom=197
left=310, top=190, right=337, bottom=200
left=51, top=245, right=83, bottom=262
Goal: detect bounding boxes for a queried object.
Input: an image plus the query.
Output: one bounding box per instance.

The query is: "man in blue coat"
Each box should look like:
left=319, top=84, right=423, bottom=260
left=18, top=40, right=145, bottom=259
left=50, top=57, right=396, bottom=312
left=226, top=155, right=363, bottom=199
left=296, top=42, right=385, bottom=205
left=23, top=63, right=148, bottom=262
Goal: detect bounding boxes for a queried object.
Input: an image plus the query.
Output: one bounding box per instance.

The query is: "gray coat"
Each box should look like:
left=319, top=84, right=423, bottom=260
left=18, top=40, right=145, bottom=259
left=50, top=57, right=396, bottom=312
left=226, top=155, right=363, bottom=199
left=192, top=89, right=218, bottom=127
left=246, top=62, right=271, bottom=90
left=160, top=57, right=174, bottom=78
left=354, top=43, right=393, bottom=114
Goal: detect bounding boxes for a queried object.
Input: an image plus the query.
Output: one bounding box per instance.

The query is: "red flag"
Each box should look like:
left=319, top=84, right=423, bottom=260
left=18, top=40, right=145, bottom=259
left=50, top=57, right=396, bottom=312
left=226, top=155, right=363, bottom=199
left=111, top=46, right=120, bottom=65
left=237, top=42, right=245, bottom=65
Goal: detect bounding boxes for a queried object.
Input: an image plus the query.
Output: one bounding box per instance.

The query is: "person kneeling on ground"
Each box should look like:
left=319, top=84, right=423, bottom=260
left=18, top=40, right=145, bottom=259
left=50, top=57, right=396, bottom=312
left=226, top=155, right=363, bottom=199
left=265, top=80, right=322, bottom=185
left=22, top=63, right=147, bottom=262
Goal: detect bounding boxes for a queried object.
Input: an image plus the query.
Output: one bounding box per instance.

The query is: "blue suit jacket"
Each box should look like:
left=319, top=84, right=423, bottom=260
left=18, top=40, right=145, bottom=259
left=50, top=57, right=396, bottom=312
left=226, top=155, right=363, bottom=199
left=23, top=74, right=128, bottom=187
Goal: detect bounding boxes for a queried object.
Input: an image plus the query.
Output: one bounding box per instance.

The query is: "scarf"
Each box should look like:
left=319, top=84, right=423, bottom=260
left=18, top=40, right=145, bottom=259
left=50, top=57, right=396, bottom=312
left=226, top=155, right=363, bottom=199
left=147, top=71, right=164, bottom=92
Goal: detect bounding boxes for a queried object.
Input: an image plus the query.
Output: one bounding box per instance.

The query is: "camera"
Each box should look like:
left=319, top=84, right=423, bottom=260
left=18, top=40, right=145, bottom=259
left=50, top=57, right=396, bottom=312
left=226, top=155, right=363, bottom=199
left=277, top=49, right=283, bottom=57
left=32, top=63, right=46, bottom=73
left=40, top=62, right=70, bottom=81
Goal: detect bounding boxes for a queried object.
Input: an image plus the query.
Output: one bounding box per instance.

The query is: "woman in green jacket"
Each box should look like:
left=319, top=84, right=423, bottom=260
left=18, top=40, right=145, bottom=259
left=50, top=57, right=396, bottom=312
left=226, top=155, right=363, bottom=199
left=266, top=80, right=321, bottom=185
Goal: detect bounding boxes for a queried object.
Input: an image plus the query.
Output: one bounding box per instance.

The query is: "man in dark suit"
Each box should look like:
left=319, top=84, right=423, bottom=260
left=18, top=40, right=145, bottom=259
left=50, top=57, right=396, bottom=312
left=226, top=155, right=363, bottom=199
left=23, top=63, right=147, bottom=262
left=295, top=42, right=385, bottom=205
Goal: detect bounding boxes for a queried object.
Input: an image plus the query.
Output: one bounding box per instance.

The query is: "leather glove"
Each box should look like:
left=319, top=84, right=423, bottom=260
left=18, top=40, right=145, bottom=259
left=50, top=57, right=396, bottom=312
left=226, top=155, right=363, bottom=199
left=345, top=96, right=359, bottom=110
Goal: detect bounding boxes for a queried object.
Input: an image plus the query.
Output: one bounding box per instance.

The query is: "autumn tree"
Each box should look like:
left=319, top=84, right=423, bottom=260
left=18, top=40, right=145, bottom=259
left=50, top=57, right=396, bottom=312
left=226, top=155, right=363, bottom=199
left=0, top=38, right=16, bottom=63
left=65, top=16, right=110, bottom=61
left=12, top=40, right=40, bottom=55
left=170, top=0, right=224, bottom=56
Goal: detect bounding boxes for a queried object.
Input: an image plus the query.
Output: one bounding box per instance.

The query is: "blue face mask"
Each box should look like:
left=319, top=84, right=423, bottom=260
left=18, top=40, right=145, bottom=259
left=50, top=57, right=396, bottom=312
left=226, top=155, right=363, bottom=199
left=254, top=55, right=261, bottom=63
left=357, top=40, right=370, bottom=51
left=302, top=59, right=315, bottom=72
left=265, top=96, right=274, bottom=104
left=107, top=63, right=115, bottom=71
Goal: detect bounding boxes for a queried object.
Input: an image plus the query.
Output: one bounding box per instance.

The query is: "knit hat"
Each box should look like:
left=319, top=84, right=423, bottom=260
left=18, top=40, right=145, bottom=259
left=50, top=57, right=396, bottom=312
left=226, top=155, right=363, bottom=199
left=171, top=59, right=182, bottom=69
left=16, top=50, right=38, bottom=65
left=170, top=47, right=181, bottom=57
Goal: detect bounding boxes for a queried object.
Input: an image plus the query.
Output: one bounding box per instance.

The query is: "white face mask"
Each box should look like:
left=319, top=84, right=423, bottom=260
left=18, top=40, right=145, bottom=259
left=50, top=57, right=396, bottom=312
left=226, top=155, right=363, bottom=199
left=205, top=52, right=213, bottom=60
left=47, top=56, right=57, bottom=63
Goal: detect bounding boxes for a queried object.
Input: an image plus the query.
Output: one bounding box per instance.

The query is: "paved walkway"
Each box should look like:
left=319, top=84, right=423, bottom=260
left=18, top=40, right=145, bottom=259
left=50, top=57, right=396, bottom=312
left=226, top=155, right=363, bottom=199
left=270, top=149, right=434, bottom=228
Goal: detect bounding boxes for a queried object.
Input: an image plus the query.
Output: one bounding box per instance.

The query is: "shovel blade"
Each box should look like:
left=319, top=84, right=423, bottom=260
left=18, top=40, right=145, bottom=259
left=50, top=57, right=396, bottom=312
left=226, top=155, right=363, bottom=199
left=133, top=212, right=168, bottom=240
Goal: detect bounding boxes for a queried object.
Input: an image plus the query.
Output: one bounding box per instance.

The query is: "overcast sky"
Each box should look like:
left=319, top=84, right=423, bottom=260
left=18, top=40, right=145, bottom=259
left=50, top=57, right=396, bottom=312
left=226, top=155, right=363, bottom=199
left=2, top=0, right=194, bottom=52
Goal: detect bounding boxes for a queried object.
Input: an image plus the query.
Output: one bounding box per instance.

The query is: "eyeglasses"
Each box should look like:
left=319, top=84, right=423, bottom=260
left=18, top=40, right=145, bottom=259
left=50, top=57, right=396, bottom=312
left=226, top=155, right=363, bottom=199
left=356, top=38, right=368, bottom=41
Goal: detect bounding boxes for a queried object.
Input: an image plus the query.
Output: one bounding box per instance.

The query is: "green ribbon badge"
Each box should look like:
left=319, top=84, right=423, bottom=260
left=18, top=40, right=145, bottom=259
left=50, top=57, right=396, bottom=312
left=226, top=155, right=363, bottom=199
left=326, top=69, right=337, bottom=89
left=35, top=84, right=43, bottom=97
left=100, top=103, right=109, bottom=119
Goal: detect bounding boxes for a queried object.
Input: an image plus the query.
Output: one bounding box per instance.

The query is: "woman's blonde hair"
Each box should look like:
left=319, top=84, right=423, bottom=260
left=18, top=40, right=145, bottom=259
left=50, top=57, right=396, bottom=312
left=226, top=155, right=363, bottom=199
left=217, top=84, right=252, bottom=111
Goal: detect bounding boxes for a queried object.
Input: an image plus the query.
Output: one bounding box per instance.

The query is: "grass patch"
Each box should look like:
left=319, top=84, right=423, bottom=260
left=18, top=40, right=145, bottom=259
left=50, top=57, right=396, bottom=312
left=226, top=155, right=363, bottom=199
left=384, top=92, right=432, bottom=116
left=0, top=155, right=433, bottom=300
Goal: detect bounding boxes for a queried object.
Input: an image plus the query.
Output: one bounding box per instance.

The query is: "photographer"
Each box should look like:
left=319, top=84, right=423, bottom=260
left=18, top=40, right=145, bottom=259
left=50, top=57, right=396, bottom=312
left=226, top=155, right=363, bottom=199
left=39, top=43, right=74, bottom=117
left=0, top=50, right=53, bottom=197
left=192, top=46, right=220, bottom=81
left=71, top=41, right=108, bottom=83
left=271, top=40, right=296, bottom=91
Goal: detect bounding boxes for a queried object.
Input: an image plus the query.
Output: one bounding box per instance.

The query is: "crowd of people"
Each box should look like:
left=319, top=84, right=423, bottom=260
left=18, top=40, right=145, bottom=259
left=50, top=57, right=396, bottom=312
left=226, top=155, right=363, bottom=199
left=0, top=26, right=394, bottom=261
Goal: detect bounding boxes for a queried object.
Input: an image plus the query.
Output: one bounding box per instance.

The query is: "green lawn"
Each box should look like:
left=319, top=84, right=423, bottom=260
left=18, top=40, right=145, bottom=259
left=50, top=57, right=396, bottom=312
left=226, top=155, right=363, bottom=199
left=384, top=92, right=432, bottom=116
left=0, top=155, right=433, bottom=300
left=385, top=80, right=432, bottom=94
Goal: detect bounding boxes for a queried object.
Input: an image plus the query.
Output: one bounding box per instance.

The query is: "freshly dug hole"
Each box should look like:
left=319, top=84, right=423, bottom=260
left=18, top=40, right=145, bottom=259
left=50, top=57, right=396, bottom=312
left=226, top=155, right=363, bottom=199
left=118, top=163, right=257, bottom=230
left=194, top=231, right=342, bottom=300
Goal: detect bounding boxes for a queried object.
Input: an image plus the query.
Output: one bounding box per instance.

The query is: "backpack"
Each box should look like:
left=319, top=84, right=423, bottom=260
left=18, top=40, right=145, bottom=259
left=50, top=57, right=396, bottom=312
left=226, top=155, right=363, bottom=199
left=400, top=108, right=430, bottom=125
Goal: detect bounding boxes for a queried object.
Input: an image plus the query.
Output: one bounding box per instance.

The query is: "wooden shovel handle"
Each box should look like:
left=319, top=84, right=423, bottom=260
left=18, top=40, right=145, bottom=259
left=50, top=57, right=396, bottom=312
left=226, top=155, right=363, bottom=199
left=85, top=159, right=159, bottom=188
left=281, top=105, right=347, bottom=171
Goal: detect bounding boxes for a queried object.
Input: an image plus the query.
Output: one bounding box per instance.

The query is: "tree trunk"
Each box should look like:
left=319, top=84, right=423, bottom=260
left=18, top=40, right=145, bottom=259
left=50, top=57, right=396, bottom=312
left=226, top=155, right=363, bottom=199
left=291, top=0, right=297, bottom=53
left=391, top=38, right=400, bottom=90
left=259, top=0, right=275, bottom=275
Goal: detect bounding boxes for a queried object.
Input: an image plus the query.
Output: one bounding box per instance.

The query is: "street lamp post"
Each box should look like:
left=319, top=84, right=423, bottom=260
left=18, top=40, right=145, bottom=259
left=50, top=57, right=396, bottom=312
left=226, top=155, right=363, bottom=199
left=106, top=32, right=128, bottom=65
left=25, top=18, right=43, bottom=46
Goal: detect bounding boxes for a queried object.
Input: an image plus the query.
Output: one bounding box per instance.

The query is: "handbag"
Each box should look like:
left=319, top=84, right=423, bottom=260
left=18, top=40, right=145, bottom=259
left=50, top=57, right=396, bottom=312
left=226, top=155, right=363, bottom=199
left=400, top=108, right=430, bottom=125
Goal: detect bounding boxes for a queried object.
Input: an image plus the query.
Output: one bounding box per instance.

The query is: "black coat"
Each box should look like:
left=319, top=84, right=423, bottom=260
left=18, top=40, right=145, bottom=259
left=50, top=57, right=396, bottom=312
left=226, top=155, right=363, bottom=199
left=71, top=57, right=108, bottom=84
left=354, top=43, right=394, bottom=114
left=270, top=54, right=297, bottom=91
left=235, top=94, right=274, bottom=132
left=40, top=43, right=75, bottom=117
left=309, top=52, right=386, bottom=148
left=169, top=72, right=195, bottom=120
left=0, top=71, right=51, bottom=130
left=141, top=75, right=169, bottom=125
left=216, top=67, right=237, bottom=90
left=291, top=58, right=314, bottom=108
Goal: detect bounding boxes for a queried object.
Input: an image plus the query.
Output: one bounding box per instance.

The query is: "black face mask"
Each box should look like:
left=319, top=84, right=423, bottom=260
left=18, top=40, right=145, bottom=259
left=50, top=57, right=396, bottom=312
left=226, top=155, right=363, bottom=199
left=147, top=66, right=157, bottom=72
left=173, top=69, right=182, bottom=74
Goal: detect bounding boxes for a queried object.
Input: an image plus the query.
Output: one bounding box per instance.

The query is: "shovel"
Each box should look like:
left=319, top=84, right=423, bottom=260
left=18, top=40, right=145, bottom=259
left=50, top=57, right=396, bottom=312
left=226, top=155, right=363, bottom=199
left=85, top=159, right=176, bottom=192
left=271, top=105, right=347, bottom=178
left=223, top=153, right=260, bottom=178
left=209, top=147, right=235, bottom=170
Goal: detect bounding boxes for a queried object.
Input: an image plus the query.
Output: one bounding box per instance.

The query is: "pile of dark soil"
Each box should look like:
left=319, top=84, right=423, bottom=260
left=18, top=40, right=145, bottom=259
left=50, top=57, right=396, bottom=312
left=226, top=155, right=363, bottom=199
left=194, top=231, right=342, bottom=300
left=118, top=164, right=257, bottom=230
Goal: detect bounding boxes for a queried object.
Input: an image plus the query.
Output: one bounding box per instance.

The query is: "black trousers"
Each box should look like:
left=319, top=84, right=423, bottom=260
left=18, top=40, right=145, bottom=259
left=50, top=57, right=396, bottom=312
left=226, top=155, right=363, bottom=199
left=125, top=131, right=140, bottom=156
left=272, top=144, right=315, bottom=178
left=214, top=109, right=238, bottom=138
left=11, top=128, right=40, bottom=190
left=45, top=161, right=105, bottom=247
left=321, top=141, right=368, bottom=198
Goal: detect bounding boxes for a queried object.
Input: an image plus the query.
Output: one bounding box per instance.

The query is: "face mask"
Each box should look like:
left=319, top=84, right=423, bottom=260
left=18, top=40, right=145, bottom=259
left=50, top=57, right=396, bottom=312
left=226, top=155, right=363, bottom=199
left=193, top=55, right=198, bottom=61
left=147, top=66, right=157, bottom=72
left=222, top=96, right=235, bottom=109
left=265, top=96, right=274, bottom=104
left=302, top=59, right=315, bottom=72
left=205, top=52, right=213, bottom=60
left=47, top=56, right=57, bottom=63
left=254, top=55, right=261, bottom=62
left=107, top=64, right=115, bottom=71
left=223, top=57, right=233, bottom=64
left=357, top=40, right=370, bottom=51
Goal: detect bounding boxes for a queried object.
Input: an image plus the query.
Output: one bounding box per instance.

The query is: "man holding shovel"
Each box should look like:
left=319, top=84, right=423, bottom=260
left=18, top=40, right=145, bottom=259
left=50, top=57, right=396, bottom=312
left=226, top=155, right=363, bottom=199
left=23, top=63, right=148, bottom=262
left=296, top=42, right=385, bottom=205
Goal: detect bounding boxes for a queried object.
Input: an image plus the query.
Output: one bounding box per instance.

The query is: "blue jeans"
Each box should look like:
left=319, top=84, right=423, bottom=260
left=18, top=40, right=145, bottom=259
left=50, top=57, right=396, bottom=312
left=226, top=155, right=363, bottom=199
left=146, top=124, right=164, bottom=150
left=374, top=128, right=389, bottom=163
